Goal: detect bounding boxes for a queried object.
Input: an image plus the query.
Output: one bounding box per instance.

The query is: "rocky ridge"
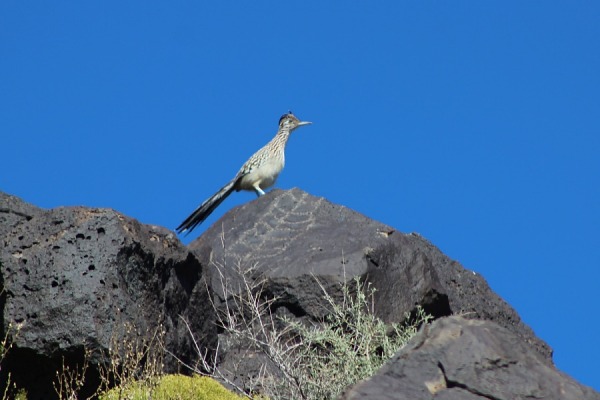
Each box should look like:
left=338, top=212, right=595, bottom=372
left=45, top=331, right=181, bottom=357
left=0, top=189, right=597, bottom=399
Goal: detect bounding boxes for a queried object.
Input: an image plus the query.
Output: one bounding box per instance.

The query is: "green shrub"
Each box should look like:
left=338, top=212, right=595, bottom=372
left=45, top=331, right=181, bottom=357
left=197, top=265, right=432, bottom=400
left=100, top=374, right=249, bottom=400
left=281, top=277, right=432, bottom=399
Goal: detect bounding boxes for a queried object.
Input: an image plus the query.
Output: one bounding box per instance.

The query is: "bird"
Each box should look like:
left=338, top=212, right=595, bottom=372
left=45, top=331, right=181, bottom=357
left=176, top=112, right=312, bottom=234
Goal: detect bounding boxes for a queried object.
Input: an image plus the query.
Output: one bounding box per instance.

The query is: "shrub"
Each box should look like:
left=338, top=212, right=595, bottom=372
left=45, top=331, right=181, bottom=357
left=100, top=374, right=248, bottom=400
left=185, top=264, right=432, bottom=400
left=283, top=277, right=432, bottom=399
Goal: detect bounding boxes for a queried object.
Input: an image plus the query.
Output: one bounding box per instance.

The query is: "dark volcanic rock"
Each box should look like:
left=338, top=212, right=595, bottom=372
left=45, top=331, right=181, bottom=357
left=341, top=316, right=600, bottom=400
left=2, top=188, right=590, bottom=399
left=0, top=192, right=42, bottom=238
left=190, top=188, right=395, bottom=318
left=189, top=188, right=552, bottom=386
left=365, top=232, right=552, bottom=362
left=0, top=193, right=214, bottom=399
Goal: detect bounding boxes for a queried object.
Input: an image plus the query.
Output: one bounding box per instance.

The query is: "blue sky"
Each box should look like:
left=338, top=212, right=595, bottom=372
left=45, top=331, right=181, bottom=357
left=2, top=1, right=599, bottom=391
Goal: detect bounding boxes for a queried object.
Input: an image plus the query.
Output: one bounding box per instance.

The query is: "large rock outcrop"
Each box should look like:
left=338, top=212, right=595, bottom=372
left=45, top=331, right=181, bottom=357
left=341, top=316, right=600, bottom=400
left=1, top=188, right=597, bottom=399
left=190, top=188, right=551, bottom=369
left=0, top=192, right=215, bottom=399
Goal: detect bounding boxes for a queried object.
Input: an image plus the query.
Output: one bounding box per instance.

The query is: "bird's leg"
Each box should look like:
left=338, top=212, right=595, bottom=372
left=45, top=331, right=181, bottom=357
left=253, top=183, right=266, bottom=197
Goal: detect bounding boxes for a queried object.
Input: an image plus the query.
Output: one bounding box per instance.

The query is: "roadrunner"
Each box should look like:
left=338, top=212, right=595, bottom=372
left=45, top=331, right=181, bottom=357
left=176, top=112, right=312, bottom=234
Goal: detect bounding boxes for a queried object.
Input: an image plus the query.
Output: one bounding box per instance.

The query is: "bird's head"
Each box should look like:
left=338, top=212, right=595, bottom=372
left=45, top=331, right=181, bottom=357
left=278, top=112, right=312, bottom=131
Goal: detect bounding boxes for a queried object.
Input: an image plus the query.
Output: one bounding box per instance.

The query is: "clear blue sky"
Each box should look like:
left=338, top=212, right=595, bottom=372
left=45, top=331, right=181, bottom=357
left=2, top=1, right=599, bottom=391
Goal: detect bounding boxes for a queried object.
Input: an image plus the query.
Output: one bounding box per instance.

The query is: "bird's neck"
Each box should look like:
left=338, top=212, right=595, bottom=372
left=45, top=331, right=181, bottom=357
left=273, top=128, right=292, bottom=147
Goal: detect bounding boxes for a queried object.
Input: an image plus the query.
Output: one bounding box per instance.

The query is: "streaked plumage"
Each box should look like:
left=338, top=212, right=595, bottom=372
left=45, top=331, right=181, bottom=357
left=176, top=112, right=311, bottom=234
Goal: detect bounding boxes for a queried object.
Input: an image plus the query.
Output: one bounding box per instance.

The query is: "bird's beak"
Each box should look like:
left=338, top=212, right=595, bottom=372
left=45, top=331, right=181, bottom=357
left=298, top=121, right=312, bottom=126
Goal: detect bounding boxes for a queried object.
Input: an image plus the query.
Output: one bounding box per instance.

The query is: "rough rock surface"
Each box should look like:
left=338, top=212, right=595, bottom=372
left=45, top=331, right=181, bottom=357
left=189, top=188, right=552, bottom=386
left=1, top=188, right=597, bottom=399
left=341, top=316, right=600, bottom=400
left=365, top=231, right=552, bottom=361
left=0, top=192, right=214, bottom=399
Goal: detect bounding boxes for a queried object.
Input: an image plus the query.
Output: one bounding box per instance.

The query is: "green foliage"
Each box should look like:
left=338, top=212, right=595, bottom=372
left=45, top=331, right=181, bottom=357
left=202, top=266, right=432, bottom=400
left=100, top=374, right=249, bottom=400
left=2, top=384, right=27, bottom=400
left=3, top=387, right=27, bottom=400
left=281, top=277, right=432, bottom=399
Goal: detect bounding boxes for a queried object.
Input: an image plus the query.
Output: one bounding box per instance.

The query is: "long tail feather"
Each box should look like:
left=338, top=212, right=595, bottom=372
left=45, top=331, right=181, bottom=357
left=176, top=178, right=238, bottom=234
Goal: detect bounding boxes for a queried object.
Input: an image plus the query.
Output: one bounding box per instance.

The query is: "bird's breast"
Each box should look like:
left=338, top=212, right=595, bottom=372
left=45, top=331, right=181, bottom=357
left=238, top=155, right=285, bottom=191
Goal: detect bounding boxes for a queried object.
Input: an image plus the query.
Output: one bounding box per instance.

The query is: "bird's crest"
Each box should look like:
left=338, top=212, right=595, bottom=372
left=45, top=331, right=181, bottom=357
left=279, top=111, right=296, bottom=126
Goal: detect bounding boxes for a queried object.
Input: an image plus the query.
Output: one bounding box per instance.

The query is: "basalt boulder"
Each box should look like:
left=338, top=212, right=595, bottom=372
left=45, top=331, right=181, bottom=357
left=0, top=192, right=214, bottom=399
left=341, top=316, right=599, bottom=400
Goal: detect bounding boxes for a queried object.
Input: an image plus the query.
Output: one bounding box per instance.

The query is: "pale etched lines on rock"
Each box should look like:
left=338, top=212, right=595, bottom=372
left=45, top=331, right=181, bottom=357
left=232, top=190, right=323, bottom=270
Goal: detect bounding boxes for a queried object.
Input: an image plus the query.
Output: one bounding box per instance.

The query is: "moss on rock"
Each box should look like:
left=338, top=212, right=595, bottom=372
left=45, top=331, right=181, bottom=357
left=100, top=374, right=249, bottom=400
